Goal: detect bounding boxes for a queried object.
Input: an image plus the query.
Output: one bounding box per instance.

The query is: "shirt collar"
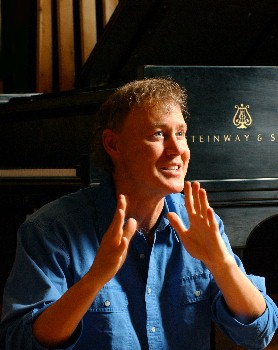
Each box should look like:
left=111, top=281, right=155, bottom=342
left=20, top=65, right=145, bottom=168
left=93, top=178, right=180, bottom=243
left=163, top=196, right=180, bottom=242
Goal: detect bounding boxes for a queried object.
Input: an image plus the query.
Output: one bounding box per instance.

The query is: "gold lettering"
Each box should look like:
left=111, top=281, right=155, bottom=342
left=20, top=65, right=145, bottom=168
left=224, top=135, right=232, bottom=142
left=186, top=133, right=276, bottom=143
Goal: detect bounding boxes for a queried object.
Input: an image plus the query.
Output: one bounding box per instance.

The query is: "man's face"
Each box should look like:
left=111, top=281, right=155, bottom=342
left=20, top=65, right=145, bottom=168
left=113, top=103, right=190, bottom=198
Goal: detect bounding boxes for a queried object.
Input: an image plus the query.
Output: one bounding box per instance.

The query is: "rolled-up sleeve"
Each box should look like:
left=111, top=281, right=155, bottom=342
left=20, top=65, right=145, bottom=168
left=209, top=216, right=278, bottom=349
left=0, top=220, right=82, bottom=350
left=212, top=293, right=278, bottom=349
left=211, top=269, right=278, bottom=349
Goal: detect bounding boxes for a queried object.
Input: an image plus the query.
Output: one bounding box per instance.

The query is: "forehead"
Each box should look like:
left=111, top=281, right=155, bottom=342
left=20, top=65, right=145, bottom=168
left=124, top=103, right=185, bottom=128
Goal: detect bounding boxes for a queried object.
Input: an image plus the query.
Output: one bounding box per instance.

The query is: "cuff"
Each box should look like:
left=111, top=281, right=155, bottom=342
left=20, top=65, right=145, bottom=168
left=212, top=293, right=275, bottom=349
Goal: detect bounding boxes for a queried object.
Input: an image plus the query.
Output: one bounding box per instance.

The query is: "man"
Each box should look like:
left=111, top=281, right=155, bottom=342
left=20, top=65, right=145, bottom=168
left=1, top=77, right=277, bottom=349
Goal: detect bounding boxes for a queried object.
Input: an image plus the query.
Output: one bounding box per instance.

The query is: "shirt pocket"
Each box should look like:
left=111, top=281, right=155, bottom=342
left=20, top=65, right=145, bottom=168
left=176, top=273, right=211, bottom=305
left=82, top=285, right=136, bottom=350
left=88, top=285, right=128, bottom=312
left=165, top=273, right=212, bottom=347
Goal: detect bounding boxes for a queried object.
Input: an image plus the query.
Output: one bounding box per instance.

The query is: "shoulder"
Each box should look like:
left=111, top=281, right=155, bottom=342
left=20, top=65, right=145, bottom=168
left=20, top=177, right=115, bottom=239
left=17, top=185, right=106, bottom=248
left=27, top=185, right=97, bottom=225
left=13, top=186, right=102, bottom=261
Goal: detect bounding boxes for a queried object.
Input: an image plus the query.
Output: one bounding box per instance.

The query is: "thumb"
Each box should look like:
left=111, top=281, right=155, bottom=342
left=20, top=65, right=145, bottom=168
left=123, top=218, right=137, bottom=242
left=167, top=212, right=187, bottom=235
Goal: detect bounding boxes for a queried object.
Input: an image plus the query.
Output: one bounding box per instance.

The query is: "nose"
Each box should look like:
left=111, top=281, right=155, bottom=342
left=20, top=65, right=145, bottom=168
left=165, top=135, right=185, bottom=156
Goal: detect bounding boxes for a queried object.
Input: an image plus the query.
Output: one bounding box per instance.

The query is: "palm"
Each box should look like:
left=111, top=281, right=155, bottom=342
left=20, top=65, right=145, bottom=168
left=89, top=195, right=137, bottom=286
left=167, top=181, right=229, bottom=268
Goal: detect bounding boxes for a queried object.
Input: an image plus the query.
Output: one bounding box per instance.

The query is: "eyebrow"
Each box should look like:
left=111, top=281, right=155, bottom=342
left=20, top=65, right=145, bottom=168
left=152, top=122, right=187, bottom=128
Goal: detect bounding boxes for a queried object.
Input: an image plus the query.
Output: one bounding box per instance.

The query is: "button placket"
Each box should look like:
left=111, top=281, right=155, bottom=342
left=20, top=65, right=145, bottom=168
left=145, top=233, right=165, bottom=349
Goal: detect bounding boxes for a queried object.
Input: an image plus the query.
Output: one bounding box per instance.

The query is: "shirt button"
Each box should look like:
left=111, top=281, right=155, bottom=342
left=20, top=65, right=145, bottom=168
left=140, top=253, right=146, bottom=259
left=104, top=300, right=111, bottom=307
left=194, top=290, right=201, bottom=297
left=147, top=288, right=152, bottom=295
left=150, top=326, right=156, bottom=333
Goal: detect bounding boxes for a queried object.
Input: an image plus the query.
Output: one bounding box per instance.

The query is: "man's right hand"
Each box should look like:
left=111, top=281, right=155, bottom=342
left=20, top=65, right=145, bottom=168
left=88, top=194, right=137, bottom=288
left=33, top=194, right=137, bottom=348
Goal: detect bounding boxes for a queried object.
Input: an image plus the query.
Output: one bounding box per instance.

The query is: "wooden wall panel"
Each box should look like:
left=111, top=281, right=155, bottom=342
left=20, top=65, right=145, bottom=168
left=56, top=0, right=75, bottom=91
left=36, top=0, right=118, bottom=92
left=36, top=0, right=53, bottom=92
left=102, top=0, right=119, bottom=25
left=79, top=0, right=97, bottom=65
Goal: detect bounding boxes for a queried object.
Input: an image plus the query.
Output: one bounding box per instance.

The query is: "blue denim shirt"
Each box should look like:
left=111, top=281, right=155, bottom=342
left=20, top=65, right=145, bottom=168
left=1, top=178, right=278, bottom=349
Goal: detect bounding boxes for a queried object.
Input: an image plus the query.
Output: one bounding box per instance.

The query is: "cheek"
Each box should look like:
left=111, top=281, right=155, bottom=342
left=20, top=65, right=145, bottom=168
left=182, top=143, right=191, bottom=159
left=186, top=147, right=191, bottom=161
left=142, top=143, right=163, bottom=158
left=124, top=145, right=155, bottom=169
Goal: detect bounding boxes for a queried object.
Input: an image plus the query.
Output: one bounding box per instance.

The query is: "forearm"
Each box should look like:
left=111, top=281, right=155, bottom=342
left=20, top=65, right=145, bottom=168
left=208, top=256, right=266, bottom=323
left=32, top=196, right=136, bottom=348
left=32, top=272, right=102, bottom=348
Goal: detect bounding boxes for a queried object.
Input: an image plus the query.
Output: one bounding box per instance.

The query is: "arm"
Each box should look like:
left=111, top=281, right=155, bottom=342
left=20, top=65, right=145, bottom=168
left=167, top=181, right=266, bottom=323
left=32, top=194, right=136, bottom=349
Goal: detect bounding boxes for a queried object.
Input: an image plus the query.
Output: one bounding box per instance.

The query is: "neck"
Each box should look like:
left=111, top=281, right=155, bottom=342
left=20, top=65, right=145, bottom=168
left=113, top=176, right=165, bottom=236
left=128, top=198, right=164, bottom=232
left=129, top=199, right=164, bottom=247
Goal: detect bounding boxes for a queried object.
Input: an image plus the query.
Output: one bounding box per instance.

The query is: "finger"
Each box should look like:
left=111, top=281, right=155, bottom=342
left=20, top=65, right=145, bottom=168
left=207, top=207, right=218, bottom=230
left=122, top=218, right=137, bottom=243
left=192, top=181, right=201, bottom=214
left=199, top=187, right=209, bottom=220
left=117, top=194, right=126, bottom=212
left=184, top=181, right=195, bottom=215
left=167, top=212, right=188, bottom=236
left=108, top=195, right=126, bottom=244
left=114, top=218, right=137, bottom=260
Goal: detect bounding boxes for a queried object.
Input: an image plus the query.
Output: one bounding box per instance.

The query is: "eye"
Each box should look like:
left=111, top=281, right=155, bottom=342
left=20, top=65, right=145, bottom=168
left=154, top=131, right=164, bottom=138
left=176, top=130, right=186, bottom=138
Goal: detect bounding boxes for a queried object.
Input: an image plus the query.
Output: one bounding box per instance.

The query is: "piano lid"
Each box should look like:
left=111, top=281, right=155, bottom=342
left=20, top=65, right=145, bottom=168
left=75, top=0, right=278, bottom=90
left=142, top=65, right=278, bottom=188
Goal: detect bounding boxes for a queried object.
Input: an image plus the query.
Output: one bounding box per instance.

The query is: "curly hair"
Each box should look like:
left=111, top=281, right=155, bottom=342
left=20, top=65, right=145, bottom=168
left=91, top=77, right=190, bottom=174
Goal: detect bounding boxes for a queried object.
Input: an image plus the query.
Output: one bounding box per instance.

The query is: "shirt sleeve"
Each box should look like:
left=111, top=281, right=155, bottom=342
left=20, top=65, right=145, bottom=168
left=0, top=219, right=82, bottom=350
left=211, top=216, right=278, bottom=349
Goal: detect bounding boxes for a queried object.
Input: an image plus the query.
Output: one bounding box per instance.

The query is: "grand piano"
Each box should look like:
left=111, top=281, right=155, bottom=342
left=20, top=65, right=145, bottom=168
left=1, top=0, right=278, bottom=330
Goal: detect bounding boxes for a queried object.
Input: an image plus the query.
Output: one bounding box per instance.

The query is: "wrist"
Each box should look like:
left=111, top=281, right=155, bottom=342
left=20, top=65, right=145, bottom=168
left=205, top=253, right=237, bottom=278
left=82, top=269, right=104, bottom=295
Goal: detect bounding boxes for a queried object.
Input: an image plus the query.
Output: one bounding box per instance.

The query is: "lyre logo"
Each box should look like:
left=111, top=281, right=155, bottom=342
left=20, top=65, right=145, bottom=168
left=233, top=104, right=253, bottom=129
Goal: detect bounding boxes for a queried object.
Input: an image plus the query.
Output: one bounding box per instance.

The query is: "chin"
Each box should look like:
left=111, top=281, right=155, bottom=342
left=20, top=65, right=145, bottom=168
left=171, top=184, right=184, bottom=194
left=163, top=180, right=185, bottom=195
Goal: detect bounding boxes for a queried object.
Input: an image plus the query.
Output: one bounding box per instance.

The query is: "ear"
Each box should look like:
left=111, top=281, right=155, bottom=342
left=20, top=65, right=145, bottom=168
left=102, top=129, right=120, bottom=159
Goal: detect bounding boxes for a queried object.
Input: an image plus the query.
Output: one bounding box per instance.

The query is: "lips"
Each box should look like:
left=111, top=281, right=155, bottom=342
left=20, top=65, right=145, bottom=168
left=161, top=164, right=181, bottom=171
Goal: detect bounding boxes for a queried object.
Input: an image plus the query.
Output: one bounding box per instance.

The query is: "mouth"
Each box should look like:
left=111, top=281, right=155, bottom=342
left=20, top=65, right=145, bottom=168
left=161, top=164, right=182, bottom=172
